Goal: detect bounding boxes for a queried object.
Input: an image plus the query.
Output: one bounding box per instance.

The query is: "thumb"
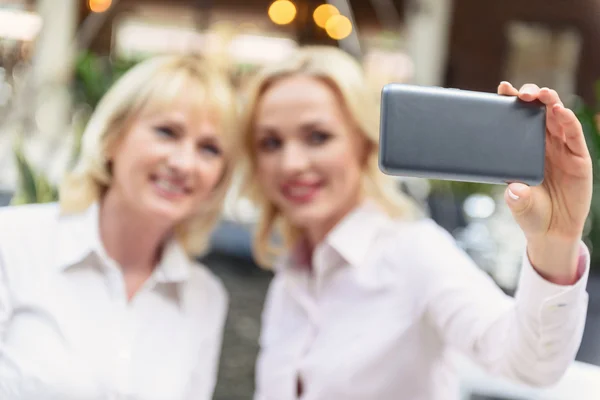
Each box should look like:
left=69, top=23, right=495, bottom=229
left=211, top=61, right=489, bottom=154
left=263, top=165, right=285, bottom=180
left=504, top=182, right=533, bottom=217
left=505, top=182, right=551, bottom=237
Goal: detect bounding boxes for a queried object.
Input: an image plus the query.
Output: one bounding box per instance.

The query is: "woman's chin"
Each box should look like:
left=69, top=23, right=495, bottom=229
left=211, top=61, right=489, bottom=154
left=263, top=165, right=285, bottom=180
left=284, top=205, right=329, bottom=230
left=142, top=199, right=189, bottom=226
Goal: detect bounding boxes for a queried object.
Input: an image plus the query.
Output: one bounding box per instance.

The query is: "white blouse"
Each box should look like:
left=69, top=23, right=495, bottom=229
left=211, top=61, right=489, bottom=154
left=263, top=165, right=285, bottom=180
left=0, top=202, right=228, bottom=400
left=254, top=201, right=590, bottom=400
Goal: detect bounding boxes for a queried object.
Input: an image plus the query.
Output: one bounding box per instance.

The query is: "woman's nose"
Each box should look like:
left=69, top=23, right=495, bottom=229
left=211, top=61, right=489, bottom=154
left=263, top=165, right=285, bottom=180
left=280, top=143, right=310, bottom=174
left=167, top=142, right=195, bottom=173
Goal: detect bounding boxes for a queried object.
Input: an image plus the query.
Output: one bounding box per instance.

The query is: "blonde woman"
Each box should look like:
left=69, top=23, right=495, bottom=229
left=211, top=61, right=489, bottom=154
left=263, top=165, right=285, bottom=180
left=238, top=45, right=592, bottom=400
left=0, top=54, right=237, bottom=400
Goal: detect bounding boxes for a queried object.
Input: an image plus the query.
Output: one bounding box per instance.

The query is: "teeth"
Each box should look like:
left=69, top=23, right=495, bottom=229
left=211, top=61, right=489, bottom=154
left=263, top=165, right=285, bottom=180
left=287, top=186, right=314, bottom=197
left=155, top=179, right=185, bottom=195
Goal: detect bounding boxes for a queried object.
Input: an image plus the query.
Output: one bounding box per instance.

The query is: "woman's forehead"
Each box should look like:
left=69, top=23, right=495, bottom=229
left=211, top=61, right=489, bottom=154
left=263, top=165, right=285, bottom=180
left=137, top=103, right=222, bottom=130
left=139, top=87, right=223, bottom=119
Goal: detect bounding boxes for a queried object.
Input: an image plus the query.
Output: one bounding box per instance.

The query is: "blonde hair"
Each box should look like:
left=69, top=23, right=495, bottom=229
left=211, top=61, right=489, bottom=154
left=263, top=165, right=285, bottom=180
left=59, top=54, right=238, bottom=257
left=239, top=45, right=418, bottom=268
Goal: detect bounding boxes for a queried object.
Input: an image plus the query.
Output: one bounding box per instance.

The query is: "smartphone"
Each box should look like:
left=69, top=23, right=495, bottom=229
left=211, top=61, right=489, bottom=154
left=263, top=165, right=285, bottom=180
left=378, top=83, right=546, bottom=186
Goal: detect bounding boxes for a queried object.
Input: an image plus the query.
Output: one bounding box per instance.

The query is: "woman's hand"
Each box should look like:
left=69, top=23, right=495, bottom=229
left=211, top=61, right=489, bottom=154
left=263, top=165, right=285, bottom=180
left=497, top=82, right=593, bottom=285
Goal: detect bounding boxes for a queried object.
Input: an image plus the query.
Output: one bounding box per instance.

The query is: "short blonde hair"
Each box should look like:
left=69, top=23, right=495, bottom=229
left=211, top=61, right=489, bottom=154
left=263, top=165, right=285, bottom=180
left=239, top=45, right=418, bottom=268
left=59, top=54, right=238, bottom=257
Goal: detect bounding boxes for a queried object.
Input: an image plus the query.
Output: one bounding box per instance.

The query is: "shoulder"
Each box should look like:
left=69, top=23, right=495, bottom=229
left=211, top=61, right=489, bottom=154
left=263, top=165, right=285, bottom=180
left=0, top=202, right=61, bottom=226
left=0, top=203, right=65, bottom=283
left=381, top=216, right=458, bottom=255
left=170, top=259, right=230, bottom=338
left=377, top=216, right=475, bottom=277
left=0, top=203, right=61, bottom=244
left=187, top=260, right=229, bottom=308
left=184, top=260, right=229, bottom=330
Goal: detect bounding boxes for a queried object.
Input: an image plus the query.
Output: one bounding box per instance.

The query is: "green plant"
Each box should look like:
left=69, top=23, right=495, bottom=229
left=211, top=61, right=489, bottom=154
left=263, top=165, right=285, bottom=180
left=11, top=52, right=140, bottom=206
left=574, top=80, right=600, bottom=269
left=74, top=51, right=140, bottom=108
left=11, top=137, right=58, bottom=205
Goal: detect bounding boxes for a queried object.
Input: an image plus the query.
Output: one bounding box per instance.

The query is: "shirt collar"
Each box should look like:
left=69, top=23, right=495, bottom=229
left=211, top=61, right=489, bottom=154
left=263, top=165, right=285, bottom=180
left=153, top=239, right=192, bottom=284
left=52, top=202, right=100, bottom=271
left=325, top=200, right=393, bottom=267
left=280, top=200, right=394, bottom=271
left=52, top=202, right=191, bottom=284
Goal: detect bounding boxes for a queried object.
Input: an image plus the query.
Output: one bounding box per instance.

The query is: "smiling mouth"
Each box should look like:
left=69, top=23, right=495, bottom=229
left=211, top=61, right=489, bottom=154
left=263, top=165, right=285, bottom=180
left=281, top=182, right=323, bottom=204
left=151, top=175, right=191, bottom=199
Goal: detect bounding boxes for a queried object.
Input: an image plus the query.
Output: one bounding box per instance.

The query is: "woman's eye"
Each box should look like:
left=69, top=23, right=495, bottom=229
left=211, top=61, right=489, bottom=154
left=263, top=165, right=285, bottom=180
left=308, top=131, right=331, bottom=145
left=258, top=137, right=282, bottom=152
left=199, top=143, right=222, bottom=156
left=155, top=126, right=177, bottom=138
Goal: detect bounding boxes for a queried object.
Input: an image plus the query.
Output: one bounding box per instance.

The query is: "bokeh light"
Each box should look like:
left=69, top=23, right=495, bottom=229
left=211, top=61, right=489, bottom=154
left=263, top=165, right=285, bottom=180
left=88, top=0, right=112, bottom=13
left=268, top=0, right=297, bottom=25
left=313, top=4, right=339, bottom=28
left=325, top=14, right=352, bottom=40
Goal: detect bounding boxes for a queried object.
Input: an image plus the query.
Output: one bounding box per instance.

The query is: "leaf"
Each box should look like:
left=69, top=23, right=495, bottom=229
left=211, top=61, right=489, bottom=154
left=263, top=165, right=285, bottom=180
left=591, top=183, right=600, bottom=216
left=12, top=139, right=38, bottom=204
left=9, top=193, right=26, bottom=206
left=74, top=52, right=139, bottom=109
left=74, top=52, right=110, bottom=108
left=11, top=137, right=59, bottom=205
left=35, top=174, right=58, bottom=203
left=594, top=80, right=600, bottom=110
left=574, top=81, right=600, bottom=269
left=575, top=104, right=600, bottom=181
left=69, top=116, right=87, bottom=168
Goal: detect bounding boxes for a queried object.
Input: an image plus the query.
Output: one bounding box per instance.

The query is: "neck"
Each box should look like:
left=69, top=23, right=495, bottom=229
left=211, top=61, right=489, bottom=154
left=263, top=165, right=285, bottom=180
left=303, top=198, right=363, bottom=250
left=99, top=190, right=172, bottom=275
left=304, top=220, right=335, bottom=251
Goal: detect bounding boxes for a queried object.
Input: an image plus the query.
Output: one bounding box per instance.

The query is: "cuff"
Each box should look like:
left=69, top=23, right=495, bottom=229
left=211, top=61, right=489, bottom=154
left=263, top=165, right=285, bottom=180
left=515, top=241, right=590, bottom=320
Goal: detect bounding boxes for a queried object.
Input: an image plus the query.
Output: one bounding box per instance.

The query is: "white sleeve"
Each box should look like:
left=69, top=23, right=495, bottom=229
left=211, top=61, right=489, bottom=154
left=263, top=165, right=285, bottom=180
left=418, top=221, right=589, bottom=387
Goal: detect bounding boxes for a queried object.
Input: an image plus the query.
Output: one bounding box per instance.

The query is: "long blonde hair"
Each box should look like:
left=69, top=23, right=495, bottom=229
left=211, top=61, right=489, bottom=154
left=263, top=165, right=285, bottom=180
left=59, top=54, right=238, bottom=257
left=238, top=45, right=418, bottom=268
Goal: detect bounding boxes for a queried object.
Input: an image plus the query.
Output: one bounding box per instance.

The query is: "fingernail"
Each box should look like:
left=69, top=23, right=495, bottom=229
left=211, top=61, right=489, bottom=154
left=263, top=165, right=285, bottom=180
left=508, top=188, right=520, bottom=200
left=521, top=88, right=534, bottom=96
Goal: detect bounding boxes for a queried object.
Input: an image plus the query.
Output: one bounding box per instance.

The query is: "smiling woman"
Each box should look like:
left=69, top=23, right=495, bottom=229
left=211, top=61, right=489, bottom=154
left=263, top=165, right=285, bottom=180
left=0, top=54, right=238, bottom=400
left=237, top=45, right=592, bottom=400
left=61, top=54, right=238, bottom=256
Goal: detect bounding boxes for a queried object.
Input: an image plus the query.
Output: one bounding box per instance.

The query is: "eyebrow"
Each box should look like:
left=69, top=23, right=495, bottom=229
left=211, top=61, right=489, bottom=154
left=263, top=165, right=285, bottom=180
left=299, top=121, right=327, bottom=133
left=201, top=132, right=223, bottom=142
left=153, top=116, right=186, bottom=129
left=255, top=125, right=278, bottom=137
left=256, top=119, right=329, bottom=136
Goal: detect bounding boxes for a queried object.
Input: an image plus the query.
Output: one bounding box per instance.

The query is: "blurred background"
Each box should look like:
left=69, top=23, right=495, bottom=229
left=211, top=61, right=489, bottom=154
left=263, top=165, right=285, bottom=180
left=0, top=0, right=599, bottom=399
